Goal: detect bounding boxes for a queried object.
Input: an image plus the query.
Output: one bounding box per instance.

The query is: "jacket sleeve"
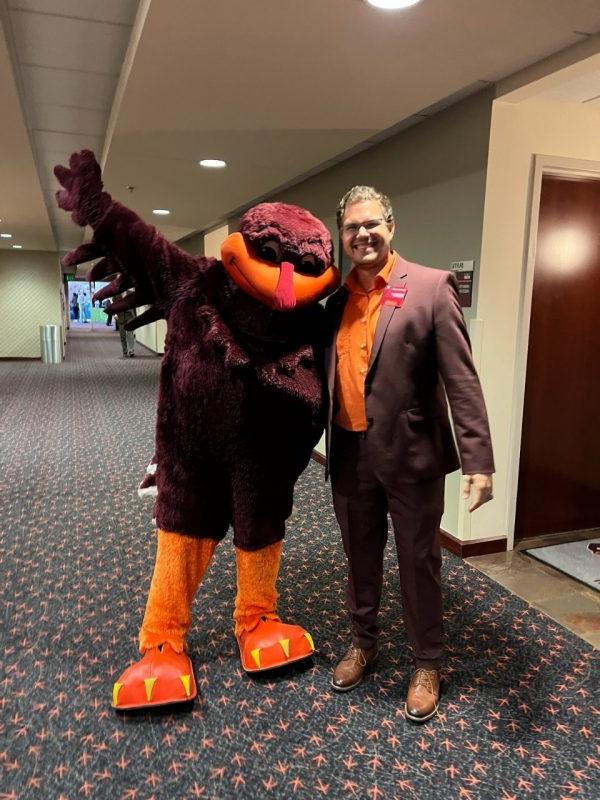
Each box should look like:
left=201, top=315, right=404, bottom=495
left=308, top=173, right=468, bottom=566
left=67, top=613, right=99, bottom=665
left=433, top=271, right=495, bottom=475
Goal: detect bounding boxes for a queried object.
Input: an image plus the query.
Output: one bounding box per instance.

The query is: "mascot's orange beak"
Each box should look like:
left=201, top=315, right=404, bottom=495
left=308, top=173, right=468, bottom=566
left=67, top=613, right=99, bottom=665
left=221, top=232, right=340, bottom=311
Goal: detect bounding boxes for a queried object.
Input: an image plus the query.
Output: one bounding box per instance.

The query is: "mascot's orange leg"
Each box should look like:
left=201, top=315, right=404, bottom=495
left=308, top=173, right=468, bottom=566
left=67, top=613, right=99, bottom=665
left=234, top=541, right=315, bottom=672
left=112, top=530, right=217, bottom=710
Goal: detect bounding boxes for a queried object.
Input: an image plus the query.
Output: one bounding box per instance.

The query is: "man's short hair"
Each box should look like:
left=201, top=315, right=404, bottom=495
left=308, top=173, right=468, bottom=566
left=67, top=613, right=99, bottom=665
left=336, top=186, right=394, bottom=229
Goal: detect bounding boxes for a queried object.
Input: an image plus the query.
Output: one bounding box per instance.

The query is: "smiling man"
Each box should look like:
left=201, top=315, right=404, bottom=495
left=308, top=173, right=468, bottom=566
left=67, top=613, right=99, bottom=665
left=324, top=186, right=494, bottom=722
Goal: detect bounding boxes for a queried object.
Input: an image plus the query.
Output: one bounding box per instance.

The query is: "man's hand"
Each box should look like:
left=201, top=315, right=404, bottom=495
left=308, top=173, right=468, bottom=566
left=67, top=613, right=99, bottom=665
left=462, top=474, right=493, bottom=512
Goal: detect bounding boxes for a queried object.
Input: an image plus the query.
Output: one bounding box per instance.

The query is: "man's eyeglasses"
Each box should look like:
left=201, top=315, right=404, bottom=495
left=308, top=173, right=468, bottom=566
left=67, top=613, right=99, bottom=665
left=340, top=219, right=387, bottom=237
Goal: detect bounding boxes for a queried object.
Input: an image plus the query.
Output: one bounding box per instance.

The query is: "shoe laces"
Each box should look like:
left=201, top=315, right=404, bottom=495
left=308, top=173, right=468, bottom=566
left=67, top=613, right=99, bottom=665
left=411, top=668, right=438, bottom=693
left=343, top=645, right=368, bottom=667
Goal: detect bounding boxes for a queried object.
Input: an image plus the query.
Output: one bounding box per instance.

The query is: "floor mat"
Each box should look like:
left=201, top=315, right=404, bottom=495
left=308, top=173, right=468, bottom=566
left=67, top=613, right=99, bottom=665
left=525, top=538, right=600, bottom=592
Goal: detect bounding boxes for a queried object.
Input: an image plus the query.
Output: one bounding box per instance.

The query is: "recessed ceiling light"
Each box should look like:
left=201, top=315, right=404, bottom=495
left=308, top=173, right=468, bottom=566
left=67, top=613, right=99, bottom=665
left=365, top=0, right=422, bottom=9
left=1, top=233, right=12, bottom=238
left=12, top=244, right=22, bottom=249
left=199, top=159, right=227, bottom=168
left=152, top=209, right=171, bottom=216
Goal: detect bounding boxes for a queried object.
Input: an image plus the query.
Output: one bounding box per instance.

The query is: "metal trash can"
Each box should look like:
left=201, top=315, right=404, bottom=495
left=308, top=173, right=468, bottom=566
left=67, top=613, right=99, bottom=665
left=39, top=324, right=62, bottom=364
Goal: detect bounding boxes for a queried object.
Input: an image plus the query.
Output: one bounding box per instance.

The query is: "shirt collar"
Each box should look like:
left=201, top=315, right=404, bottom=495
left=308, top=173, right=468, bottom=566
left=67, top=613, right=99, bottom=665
left=344, top=251, right=396, bottom=295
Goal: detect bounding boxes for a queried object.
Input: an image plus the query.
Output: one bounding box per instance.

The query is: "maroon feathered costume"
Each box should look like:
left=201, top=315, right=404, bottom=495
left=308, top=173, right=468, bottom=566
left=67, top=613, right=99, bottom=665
left=55, top=150, right=339, bottom=709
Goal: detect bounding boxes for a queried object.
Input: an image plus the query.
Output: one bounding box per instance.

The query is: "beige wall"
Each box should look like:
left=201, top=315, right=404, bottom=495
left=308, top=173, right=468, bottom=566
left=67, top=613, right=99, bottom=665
left=0, top=250, right=63, bottom=358
left=264, top=89, right=494, bottom=537
left=178, top=231, right=204, bottom=256
left=475, top=98, right=600, bottom=545
left=204, top=223, right=229, bottom=259
left=135, top=312, right=167, bottom=355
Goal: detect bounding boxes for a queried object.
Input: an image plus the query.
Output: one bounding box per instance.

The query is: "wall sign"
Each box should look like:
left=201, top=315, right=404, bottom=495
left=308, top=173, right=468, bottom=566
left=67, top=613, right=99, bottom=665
left=450, top=260, right=475, bottom=308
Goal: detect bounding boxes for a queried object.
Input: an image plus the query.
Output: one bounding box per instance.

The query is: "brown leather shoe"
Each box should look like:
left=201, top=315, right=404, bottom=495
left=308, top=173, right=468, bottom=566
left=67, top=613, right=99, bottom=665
left=404, top=668, right=441, bottom=723
left=331, top=644, right=378, bottom=692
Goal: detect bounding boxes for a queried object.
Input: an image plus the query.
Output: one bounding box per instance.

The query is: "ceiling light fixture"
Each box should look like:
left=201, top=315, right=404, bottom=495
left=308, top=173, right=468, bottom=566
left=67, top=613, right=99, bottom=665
left=152, top=209, right=171, bottom=216
left=199, top=159, right=227, bottom=168
left=1, top=233, right=12, bottom=238
left=12, top=244, right=22, bottom=249
left=365, top=0, right=422, bottom=9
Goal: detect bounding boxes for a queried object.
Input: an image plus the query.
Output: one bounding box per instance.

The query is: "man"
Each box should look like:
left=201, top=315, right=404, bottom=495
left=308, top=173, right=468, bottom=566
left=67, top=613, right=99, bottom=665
left=79, top=291, right=88, bottom=323
left=71, top=290, right=79, bottom=321
left=324, top=186, right=494, bottom=723
left=115, top=306, right=137, bottom=357
left=102, top=298, right=113, bottom=327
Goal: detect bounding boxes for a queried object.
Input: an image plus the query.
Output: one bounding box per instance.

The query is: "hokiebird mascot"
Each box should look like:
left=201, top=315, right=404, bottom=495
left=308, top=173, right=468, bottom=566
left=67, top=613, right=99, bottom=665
left=55, top=150, right=339, bottom=710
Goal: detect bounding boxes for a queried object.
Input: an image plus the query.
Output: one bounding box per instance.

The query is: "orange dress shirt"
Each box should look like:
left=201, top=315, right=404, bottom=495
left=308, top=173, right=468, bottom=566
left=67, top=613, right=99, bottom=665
left=334, top=253, right=396, bottom=431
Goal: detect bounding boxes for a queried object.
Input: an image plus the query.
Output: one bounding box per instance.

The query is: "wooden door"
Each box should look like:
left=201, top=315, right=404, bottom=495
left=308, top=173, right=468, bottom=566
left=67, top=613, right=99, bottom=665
left=515, top=174, right=600, bottom=540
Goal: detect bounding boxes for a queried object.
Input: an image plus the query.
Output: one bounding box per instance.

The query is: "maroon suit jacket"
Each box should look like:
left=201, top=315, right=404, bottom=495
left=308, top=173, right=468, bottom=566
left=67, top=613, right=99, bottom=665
left=324, top=255, right=494, bottom=483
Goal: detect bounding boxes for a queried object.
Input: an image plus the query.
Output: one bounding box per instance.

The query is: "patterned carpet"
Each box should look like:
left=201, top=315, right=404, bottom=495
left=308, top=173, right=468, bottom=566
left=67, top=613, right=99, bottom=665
left=0, top=330, right=598, bottom=800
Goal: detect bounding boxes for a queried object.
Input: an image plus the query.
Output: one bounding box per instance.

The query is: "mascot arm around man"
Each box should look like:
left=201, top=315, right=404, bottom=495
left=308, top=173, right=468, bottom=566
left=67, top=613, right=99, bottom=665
left=55, top=150, right=339, bottom=710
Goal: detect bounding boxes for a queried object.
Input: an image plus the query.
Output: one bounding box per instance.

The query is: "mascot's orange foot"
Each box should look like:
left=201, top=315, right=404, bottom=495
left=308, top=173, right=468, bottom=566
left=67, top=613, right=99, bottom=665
left=112, top=643, right=197, bottom=710
left=237, top=618, right=315, bottom=672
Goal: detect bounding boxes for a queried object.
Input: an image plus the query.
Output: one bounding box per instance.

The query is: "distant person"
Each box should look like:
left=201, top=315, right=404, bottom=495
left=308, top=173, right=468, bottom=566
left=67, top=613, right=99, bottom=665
left=71, top=292, right=79, bottom=321
left=103, top=299, right=113, bottom=326
left=83, top=292, right=91, bottom=323
left=79, top=291, right=87, bottom=323
left=115, top=307, right=137, bottom=357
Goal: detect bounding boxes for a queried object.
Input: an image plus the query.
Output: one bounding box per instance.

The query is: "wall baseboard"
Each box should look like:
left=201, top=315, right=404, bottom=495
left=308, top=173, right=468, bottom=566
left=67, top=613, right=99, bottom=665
left=0, top=356, right=40, bottom=361
left=311, top=451, right=507, bottom=559
left=439, top=529, right=507, bottom=558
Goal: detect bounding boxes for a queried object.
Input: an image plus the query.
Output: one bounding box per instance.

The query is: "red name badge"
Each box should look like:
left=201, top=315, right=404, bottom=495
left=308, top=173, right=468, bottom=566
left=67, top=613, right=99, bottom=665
left=381, top=284, right=408, bottom=308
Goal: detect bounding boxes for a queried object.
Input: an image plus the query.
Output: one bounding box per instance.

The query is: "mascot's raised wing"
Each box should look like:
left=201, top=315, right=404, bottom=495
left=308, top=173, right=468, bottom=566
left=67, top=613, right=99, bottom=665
left=55, top=150, right=339, bottom=710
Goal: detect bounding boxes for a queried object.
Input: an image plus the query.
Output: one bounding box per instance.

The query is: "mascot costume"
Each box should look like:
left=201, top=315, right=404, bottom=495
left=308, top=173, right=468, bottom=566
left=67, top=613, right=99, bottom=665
left=55, top=151, right=339, bottom=710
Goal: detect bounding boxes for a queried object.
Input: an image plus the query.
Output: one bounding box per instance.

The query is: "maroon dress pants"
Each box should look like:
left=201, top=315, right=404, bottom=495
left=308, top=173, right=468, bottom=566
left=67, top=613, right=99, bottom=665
left=330, top=426, right=445, bottom=669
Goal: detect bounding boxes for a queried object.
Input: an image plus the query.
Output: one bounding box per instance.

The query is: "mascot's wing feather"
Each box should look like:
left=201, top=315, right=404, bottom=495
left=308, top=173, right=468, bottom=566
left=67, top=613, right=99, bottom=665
left=55, top=150, right=199, bottom=323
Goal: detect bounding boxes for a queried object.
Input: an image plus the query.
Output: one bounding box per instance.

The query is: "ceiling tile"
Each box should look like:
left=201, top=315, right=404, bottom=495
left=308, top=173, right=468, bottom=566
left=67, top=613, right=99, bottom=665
left=33, top=129, right=103, bottom=156
left=9, top=0, right=140, bottom=26
left=10, top=10, right=131, bottom=74
left=31, top=103, right=109, bottom=137
left=20, top=64, right=116, bottom=110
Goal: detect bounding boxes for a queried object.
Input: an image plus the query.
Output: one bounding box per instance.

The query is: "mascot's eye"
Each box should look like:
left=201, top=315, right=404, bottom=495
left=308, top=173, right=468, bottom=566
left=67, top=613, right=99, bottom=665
left=258, top=240, right=281, bottom=263
left=297, top=254, right=323, bottom=277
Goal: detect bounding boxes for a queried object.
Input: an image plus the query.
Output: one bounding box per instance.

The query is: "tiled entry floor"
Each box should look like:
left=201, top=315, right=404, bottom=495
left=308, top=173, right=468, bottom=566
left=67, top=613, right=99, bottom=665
left=468, top=545, right=600, bottom=648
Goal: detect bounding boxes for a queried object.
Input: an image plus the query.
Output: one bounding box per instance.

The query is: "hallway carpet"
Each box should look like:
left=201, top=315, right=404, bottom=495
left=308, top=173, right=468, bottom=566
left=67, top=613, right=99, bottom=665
left=0, top=332, right=598, bottom=799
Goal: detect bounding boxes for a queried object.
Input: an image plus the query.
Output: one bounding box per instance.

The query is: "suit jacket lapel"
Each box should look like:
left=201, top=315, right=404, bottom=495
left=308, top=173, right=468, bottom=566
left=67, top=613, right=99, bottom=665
left=368, top=255, right=409, bottom=373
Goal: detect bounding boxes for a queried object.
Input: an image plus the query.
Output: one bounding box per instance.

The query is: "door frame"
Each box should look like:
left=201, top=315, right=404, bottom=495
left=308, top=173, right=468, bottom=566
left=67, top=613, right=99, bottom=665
left=506, top=154, right=600, bottom=548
